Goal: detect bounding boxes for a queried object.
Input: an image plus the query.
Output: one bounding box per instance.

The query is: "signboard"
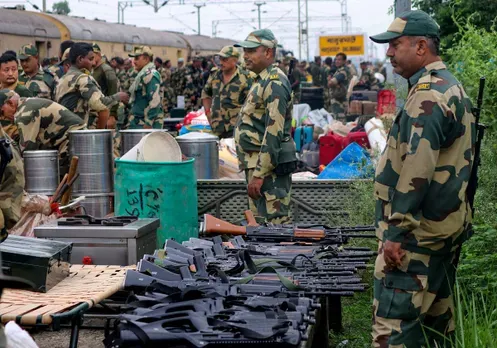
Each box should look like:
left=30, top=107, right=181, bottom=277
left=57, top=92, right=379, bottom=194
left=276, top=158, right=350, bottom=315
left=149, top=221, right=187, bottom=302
left=319, top=34, right=365, bottom=57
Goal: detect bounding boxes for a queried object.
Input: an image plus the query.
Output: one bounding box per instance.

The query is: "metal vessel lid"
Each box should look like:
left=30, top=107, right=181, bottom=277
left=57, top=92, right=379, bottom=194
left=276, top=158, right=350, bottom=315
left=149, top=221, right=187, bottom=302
left=120, top=129, right=167, bottom=133
left=23, top=150, right=58, bottom=157
left=176, top=132, right=219, bottom=143
left=69, top=129, right=112, bottom=134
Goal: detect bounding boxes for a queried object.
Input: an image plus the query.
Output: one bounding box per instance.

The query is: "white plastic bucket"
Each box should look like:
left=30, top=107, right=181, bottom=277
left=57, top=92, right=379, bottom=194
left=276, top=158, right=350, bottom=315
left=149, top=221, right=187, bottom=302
left=121, top=131, right=182, bottom=162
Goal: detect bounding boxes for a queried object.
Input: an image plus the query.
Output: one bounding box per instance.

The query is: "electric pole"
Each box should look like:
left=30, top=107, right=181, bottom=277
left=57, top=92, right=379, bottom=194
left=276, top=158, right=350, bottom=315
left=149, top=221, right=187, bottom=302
left=194, top=4, right=205, bottom=34
left=254, top=2, right=266, bottom=29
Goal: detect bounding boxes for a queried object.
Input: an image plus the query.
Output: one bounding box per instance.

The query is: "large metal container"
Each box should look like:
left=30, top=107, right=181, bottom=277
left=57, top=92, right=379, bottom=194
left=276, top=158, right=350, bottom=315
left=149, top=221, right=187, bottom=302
left=69, top=130, right=113, bottom=194
left=35, top=218, right=159, bottom=266
left=120, top=129, right=168, bottom=156
left=176, top=133, right=219, bottom=179
left=23, top=150, right=59, bottom=196
left=74, top=193, right=113, bottom=217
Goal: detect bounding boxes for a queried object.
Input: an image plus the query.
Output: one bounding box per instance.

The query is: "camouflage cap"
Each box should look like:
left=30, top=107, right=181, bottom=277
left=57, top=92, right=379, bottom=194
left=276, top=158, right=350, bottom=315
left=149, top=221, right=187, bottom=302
left=129, top=46, right=153, bottom=58
left=0, top=89, right=16, bottom=107
left=92, top=42, right=101, bottom=53
left=235, top=29, right=278, bottom=49
left=18, top=44, right=38, bottom=60
left=370, top=10, right=440, bottom=44
left=217, top=46, right=240, bottom=58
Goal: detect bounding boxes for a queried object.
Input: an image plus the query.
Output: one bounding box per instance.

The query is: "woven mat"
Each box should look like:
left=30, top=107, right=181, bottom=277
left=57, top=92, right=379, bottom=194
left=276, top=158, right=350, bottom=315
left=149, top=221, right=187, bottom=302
left=0, top=265, right=133, bottom=326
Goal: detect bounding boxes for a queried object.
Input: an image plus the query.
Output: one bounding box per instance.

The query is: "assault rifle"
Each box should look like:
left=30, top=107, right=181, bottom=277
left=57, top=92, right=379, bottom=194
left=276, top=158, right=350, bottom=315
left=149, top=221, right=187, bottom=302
left=200, top=210, right=376, bottom=244
left=468, top=77, right=487, bottom=215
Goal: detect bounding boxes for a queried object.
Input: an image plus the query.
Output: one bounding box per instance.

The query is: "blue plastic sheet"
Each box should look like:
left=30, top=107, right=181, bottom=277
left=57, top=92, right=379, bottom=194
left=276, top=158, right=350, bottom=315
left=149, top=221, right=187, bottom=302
left=317, top=142, right=374, bottom=179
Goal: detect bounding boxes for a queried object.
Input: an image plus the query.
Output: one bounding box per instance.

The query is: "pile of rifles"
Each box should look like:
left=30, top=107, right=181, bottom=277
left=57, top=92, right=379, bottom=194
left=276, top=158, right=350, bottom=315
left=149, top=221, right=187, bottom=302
left=105, top=212, right=377, bottom=348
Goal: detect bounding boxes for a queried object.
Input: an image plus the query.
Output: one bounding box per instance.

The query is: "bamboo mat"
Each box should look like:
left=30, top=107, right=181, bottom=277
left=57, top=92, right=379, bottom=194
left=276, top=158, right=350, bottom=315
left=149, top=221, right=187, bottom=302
left=0, top=265, right=133, bottom=326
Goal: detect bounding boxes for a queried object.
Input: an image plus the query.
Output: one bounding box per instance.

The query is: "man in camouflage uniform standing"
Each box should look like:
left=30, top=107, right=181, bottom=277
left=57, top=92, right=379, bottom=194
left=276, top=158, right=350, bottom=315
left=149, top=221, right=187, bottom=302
left=321, top=57, right=333, bottom=111
left=370, top=11, right=476, bottom=347
left=328, top=52, right=350, bottom=122
left=171, top=58, right=186, bottom=105
left=55, top=43, right=128, bottom=129
left=358, top=61, right=379, bottom=90
left=202, top=46, right=253, bottom=139
left=183, top=56, right=203, bottom=112
left=18, top=44, right=57, bottom=100
left=310, top=56, right=322, bottom=87
left=91, top=43, right=120, bottom=128
left=161, top=59, right=175, bottom=118
left=127, top=46, right=163, bottom=129
left=234, top=29, right=297, bottom=224
left=0, top=89, right=86, bottom=175
left=0, top=54, right=33, bottom=99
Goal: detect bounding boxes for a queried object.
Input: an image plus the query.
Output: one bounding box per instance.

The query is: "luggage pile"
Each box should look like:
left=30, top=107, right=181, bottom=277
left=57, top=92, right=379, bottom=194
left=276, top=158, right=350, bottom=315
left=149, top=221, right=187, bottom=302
left=105, top=216, right=376, bottom=347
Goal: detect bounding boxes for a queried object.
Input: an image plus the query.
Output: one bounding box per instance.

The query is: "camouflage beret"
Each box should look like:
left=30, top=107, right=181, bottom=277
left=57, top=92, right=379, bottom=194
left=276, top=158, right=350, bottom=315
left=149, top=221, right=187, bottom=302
left=18, top=44, right=38, bottom=60
left=235, top=29, right=278, bottom=49
left=0, top=89, right=16, bottom=107
left=92, top=43, right=101, bottom=53
left=217, top=46, right=240, bottom=59
left=370, top=10, right=440, bottom=44
left=129, top=46, right=153, bottom=58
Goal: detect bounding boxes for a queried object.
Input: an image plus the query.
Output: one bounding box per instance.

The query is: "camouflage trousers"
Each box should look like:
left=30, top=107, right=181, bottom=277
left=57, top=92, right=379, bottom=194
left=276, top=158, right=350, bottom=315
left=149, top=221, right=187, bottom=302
left=162, top=86, right=176, bottom=118
left=330, top=99, right=348, bottom=123
left=128, top=114, right=164, bottom=129
left=324, top=88, right=332, bottom=112
left=244, top=169, right=292, bottom=224
left=372, top=242, right=458, bottom=348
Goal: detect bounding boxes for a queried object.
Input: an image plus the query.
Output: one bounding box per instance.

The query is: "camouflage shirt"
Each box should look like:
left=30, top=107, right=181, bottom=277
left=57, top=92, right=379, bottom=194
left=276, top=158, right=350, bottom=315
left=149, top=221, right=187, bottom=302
left=310, top=62, right=322, bottom=86
left=235, top=65, right=293, bottom=178
left=55, top=66, right=120, bottom=124
left=171, top=66, right=187, bottom=97
left=92, top=62, right=119, bottom=116
left=15, top=98, right=85, bottom=153
left=330, top=65, right=350, bottom=102
left=183, top=64, right=203, bottom=100
left=0, top=83, right=33, bottom=140
left=18, top=67, right=57, bottom=100
left=201, top=66, right=254, bottom=137
left=116, top=68, right=127, bottom=92
left=48, top=64, right=64, bottom=78
left=374, top=61, right=476, bottom=255
left=359, top=68, right=379, bottom=90
left=129, top=62, right=163, bottom=127
left=0, top=128, right=24, bottom=231
left=122, top=67, right=138, bottom=93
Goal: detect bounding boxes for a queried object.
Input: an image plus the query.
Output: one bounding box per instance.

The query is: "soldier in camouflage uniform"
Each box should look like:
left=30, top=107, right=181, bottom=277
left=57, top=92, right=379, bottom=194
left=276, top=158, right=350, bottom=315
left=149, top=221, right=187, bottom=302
left=91, top=43, right=120, bottom=128
left=309, top=56, right=322, bottom=87
left=183, top=56, right=203, bottom=112
left=321, top=57, right=333, bottom=111
left=369, top=11, right=476, bottom=347
left=48, top=40, right=75, bottom=79
left=0, top=92, right=24, bottom=230
left=160, top=60, right=175, bottom=118
left=0, top=90, right=86, bottom=175
left=328, top=52, right=350, bottom=122
left=358, top=61, right=379, bottom=90
left=171, top=58, right=186, bottom=104
left=0, top=54, right=33, bottom=99
left=202, top=46, right=253, bottom=138
left=55, top=43, right=128, bottom=129
left=18, top=44, right=57, bottom=100
left=234, top=29, right=297, bottom=224
left=127, top=46, right=163, bottom=129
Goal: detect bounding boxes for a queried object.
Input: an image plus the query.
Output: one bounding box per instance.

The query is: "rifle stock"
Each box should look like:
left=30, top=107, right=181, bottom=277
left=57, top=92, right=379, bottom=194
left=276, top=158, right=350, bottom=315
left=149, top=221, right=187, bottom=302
left=244, top=210, right=259, bottom=226
left=201, top=214, right=247, bottom=236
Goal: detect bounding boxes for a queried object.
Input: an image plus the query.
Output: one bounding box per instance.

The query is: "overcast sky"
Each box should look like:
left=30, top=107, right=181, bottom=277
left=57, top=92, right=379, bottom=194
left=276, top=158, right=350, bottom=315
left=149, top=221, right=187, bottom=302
left=11, top=0, right=394, bottom=60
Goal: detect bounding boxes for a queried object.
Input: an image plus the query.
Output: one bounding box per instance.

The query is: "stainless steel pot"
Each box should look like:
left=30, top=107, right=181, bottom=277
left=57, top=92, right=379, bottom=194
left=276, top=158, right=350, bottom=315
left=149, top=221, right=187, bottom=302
left=69, top=130, right=113, bottom=194
left=120, top=129, right=168, bottom=156
left=176, top=133, right=219, bottom=179
left=23, top=150, right=59, bottom=195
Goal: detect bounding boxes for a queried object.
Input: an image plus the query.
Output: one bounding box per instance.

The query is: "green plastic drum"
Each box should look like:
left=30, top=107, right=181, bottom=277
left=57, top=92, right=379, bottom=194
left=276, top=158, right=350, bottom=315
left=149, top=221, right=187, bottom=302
left=115, top=158, right=198, bottom=248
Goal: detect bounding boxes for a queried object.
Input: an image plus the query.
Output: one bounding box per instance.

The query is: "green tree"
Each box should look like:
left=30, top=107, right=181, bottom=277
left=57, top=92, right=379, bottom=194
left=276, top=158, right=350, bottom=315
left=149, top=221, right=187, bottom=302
left=52, top=0, right=70, bottom=15
left=412, top=0, right=497, bottom=49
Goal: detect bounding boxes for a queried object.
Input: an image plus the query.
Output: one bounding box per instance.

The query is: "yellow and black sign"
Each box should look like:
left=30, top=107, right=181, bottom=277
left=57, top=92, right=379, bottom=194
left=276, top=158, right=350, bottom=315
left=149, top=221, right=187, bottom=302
left=319, top=34, right=365, bottom=56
